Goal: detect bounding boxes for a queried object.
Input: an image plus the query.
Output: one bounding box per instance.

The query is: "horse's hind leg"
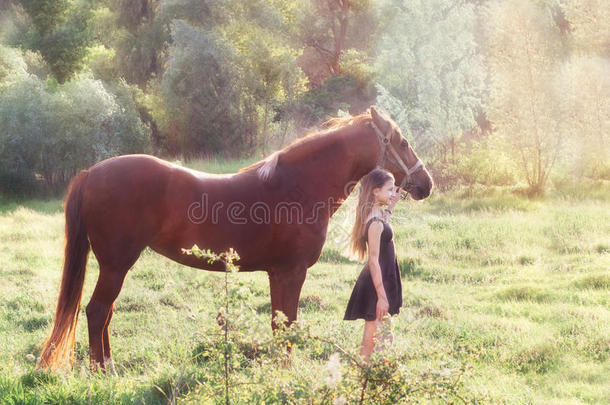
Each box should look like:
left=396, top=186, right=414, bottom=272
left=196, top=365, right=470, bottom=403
left=102, top=305, right=116, bottom=375
left=86, top=268, right=128, bottom=373
left=86, top=245, right=142, bottom=373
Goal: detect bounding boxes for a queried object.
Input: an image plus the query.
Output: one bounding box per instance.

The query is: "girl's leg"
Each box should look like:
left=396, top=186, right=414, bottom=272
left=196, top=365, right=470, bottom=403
left=360, top=319, right=380, bottom=363
left=374, top=316, right=394, bottom=353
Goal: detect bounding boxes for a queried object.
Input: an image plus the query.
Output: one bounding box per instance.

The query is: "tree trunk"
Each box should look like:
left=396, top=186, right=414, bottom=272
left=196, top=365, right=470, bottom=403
left=262, top=99, right=269, bottom=157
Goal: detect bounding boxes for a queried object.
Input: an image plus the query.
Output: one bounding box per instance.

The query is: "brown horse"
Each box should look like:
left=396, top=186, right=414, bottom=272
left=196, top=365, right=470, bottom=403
left=37, top=106, right=433, bottom=372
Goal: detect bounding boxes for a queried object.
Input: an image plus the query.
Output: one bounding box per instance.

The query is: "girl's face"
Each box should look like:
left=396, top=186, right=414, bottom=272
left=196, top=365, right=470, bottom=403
left=373, top=179, right=395, bottom=206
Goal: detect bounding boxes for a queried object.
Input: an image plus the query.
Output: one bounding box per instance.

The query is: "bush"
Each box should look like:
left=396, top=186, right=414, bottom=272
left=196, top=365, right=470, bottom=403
left=0, top=161, right=41, bottom=198
left=178, top=245, right=476, bottom=404
left=426, top=136, right=518, bottom=191
left=0, top=55, right=150, bottom=195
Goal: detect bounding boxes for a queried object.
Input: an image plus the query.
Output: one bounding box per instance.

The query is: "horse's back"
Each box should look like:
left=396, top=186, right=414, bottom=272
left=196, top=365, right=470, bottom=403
left=79, top=155, right=177, bottom=256
left=80, top=154, right=260, bottom=268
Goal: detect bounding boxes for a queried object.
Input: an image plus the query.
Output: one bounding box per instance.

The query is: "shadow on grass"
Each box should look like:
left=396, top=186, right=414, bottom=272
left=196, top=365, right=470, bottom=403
left=0, top=198, right=64, bottom=215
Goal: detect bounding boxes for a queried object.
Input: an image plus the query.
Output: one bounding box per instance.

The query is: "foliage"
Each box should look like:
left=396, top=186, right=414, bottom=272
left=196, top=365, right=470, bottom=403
left=374, top=84, right=413, bottom=143
left=222, top=0, right=308, bottom=156
left=553, top=55, right=610, bottom=180
left=294, top=74, right=376, bottom=127
left=294, top=0, right=377, bottom=85
left=161, top=19, right=246, bottom=158
left=374, top=0, right=486, bottom=159
left=181, top=245, right=473, bottom=404
left=0, top=45, right=28, bottom=81
left=561, top=0, right=610, bottom=56
left=431, top=136, right=519, bottom=190
left=0, top=0, right=608, bottom=197
left=483, top=0, right=564, bottom=194
left=0, top=67, right=150, bottom=194
left=17, top=0, right=92, bottom=83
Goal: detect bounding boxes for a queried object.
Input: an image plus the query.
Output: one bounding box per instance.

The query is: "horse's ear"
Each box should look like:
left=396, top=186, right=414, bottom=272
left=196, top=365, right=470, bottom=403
left=369, top=105, right=389, bottom=129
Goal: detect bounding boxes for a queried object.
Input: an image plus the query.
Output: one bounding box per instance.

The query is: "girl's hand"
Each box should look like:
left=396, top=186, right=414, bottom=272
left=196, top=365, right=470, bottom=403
left=387, top=187, right=404, bottom=210
left=396, top=186, right=408, bottom=200
left=376, top=296, right=389, bottom=321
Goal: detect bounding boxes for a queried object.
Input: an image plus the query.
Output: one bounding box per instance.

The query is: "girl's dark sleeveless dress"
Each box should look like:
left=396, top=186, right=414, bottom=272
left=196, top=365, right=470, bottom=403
left=344, top=217, right=403, bottom=321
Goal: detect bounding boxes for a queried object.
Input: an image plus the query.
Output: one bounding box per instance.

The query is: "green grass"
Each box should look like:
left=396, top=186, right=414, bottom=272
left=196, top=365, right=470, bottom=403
left=165, top=155, right=262, bottom=175
left=0, top=159, right=609, bottom=404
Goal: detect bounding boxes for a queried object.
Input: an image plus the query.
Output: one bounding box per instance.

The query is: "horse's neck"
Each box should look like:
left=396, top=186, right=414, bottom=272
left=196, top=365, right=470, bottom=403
left=287, top=125, right=376, bottom=216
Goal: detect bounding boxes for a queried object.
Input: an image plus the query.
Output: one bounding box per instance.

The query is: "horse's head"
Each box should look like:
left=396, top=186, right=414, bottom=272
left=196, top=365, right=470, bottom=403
left=368, top=106, right=433, bottom=200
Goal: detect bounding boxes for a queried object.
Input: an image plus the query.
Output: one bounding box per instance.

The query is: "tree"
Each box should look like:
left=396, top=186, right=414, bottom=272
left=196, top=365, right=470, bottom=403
left=294, top=0, right=377, bottom=87
left=483, top=0, right=563, bottom=193
left=374, top=0, right=486, bottom=161
left=161, top=19, right=245, bottom=158
left=102, top=0, right=169, bottom=89
left=220, top=0, right=307, bottom=156
left=561, top=0, right=610, bottom=57
left=554, top=56, right=610, bottom=179
left=158, top=0, right=308, bottom=158
left=17, top=0, right=92, bottom=83
left=555, top=0, right=610, bottom=179
left=0, top=44, right=27, bottom=81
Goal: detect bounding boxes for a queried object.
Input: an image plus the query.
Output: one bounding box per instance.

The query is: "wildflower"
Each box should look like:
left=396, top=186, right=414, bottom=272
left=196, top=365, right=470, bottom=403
left=439, top=367, right=451, bottom=377
left=333, top=396, right=347, bottom=405
left=325, top=353, right=343, bottom=388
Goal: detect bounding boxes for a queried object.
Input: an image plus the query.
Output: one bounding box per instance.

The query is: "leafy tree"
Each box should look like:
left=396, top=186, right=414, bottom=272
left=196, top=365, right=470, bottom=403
left=4, top=0, right=605, bottom=195
left=17, top=0, right=92, bottom=83
left=158, top=0, right=308, bottom=158
left=294, top=0, right=377, bottom=87
left=483, top=0, right=563, bottom=193
left=161, top=19, right=245, bottom=158
left=374, top=0, right=486, bottom=161
left=374, top=84, right=412, bottom=142
left=286, top=0, right=379, bottom=126
left=555, top=0, right=610, bottom=179
left=0, top=45, right=27, bottom=81
left=223, top=0, right=307, bottom=155
left=103, top=0, right=169, bottom=88
left=554, top=56, right=610, bottom=179
left=561, top=0, right=610, bottom=57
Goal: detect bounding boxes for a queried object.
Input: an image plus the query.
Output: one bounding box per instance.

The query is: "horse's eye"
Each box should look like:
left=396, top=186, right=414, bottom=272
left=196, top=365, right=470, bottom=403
left=401, top=139, right=408, bottom=149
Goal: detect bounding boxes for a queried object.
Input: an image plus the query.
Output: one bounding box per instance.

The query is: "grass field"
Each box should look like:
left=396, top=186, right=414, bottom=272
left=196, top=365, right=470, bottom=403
left=0, top=158, right=609, bottom=404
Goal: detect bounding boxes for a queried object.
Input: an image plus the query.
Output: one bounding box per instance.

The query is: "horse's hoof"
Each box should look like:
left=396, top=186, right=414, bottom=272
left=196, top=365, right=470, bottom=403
left=105, top=357, right=118, bottom=377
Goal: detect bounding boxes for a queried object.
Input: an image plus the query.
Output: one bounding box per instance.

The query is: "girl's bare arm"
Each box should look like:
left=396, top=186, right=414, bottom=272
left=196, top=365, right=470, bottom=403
left=367, top=221, right=389, bottom=320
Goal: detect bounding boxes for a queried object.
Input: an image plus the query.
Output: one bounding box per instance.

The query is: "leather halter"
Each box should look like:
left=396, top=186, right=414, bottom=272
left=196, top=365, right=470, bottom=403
left=370, top=121, right=424, bottom=189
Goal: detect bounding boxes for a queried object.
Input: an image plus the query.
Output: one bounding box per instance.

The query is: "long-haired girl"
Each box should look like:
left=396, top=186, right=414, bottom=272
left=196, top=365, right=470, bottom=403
left=345, top=167, right=404, bottom=362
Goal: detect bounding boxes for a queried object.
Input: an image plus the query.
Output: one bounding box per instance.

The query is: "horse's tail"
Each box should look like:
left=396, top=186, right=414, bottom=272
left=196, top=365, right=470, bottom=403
left=37, top=170, right=91, bottom=371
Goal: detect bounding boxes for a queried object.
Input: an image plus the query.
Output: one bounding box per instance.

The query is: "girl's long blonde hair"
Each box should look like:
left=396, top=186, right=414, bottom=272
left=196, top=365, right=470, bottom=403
left=350, top=168, right=394, bottom=262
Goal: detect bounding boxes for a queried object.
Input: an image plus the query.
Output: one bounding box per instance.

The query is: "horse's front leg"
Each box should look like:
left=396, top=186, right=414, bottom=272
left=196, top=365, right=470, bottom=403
left=267, top=264, right=308, bottom=364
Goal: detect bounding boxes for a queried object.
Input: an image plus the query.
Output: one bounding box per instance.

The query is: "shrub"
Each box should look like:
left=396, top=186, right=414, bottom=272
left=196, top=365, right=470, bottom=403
left=0, top=63, right=150, bottom=195
left=180, top=245, right=476, bottom=403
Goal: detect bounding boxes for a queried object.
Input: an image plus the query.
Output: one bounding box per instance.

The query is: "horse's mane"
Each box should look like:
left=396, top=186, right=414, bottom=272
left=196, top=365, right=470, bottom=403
left=238, top=113, right=371, bottom=181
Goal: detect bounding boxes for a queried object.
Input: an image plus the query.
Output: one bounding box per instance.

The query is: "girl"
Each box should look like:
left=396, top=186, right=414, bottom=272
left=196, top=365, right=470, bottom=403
left=345, top=168, right=404, bottom=362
